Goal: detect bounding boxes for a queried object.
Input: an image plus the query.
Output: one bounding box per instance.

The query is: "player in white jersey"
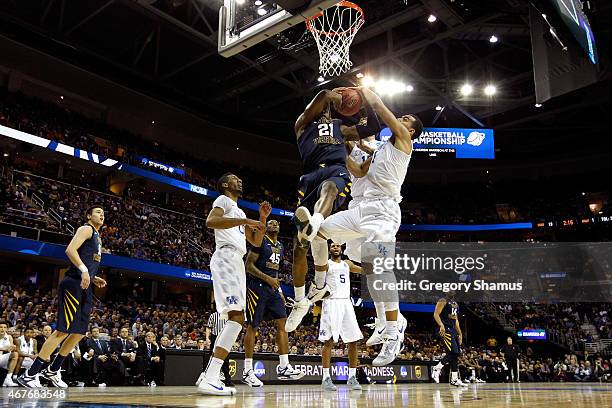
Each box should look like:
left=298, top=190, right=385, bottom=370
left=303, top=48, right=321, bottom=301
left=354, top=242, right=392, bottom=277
left=319, top=243, right=363, bottom=391
left=298, top=87, right=423, bottom=366
left=15, top=328, right=37, bottom=372
left=198, top=172, right=271, bottom=396
left=0, top=321, right=19, bottom=387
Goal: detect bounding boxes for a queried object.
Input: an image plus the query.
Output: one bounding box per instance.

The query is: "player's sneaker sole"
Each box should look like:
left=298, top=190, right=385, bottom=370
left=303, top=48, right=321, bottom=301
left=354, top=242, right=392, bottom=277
left=307, top=283, right=332, bottom=303
left=16, top=374, right=41, bottom=388
left=197, top=381, right=236, bottom=396
left=294, top=207, right=314, bottom=247
left=285, top=297, right=312, bottom=332
left=40, top=369, right=68, bottom=388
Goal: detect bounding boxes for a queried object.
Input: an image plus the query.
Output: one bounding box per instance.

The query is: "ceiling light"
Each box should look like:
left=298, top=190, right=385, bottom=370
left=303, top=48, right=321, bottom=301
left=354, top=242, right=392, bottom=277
left=257, top=7, right=267, bottom=16
left=427, top=14, right=437, bottom=23
left=151, top=120, right=155, bottom=124
left=460, top=83, right=473, bottom=96
left=254, top=0, right=262, bottom=5
left=535, top=103, right=542, bottom=108
left=60, top=95, right=64, bottom=100
left=3, top=153, right=8, bottom=157
left=489, top=35, right=498, bottom=43
left=405, top=84, right=414, bottom=92
left=484, top=84, right=497, bottom=96
left=375, top=79, right=408, bottom=96
left=362, top=76, right=375, bottom=87
left=317, top=75, right=324, bottom=83
left=356, top=72, right=364, bottom=79
left=435, top=105, right=443, bottom=111
left=236, top=0, right=246, bottom=4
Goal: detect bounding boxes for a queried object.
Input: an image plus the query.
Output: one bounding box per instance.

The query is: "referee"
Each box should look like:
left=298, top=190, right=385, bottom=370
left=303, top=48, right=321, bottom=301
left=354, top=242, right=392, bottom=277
left=205, top=311, right=232, bottom=386
left=501, top=337, right=520, bottom=382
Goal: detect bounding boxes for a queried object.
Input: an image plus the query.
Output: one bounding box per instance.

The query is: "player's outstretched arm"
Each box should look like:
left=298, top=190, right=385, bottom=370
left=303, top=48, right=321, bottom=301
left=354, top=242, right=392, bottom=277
left=247, top=201, right=272, bottom=246
left=206, top=207, right=262, bottom=230
left=295, top=90, right=342, bottom=136
left=346, top=259, right=363, bottom=274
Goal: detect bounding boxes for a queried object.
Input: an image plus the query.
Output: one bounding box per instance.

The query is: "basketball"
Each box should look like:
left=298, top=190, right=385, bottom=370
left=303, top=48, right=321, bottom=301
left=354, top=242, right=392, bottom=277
left=337, top=88, right=363, bottom=116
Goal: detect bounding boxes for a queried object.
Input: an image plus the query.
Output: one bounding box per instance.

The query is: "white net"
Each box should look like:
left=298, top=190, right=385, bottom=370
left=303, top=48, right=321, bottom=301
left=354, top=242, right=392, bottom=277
left=306, top=1, right=365, bottom=78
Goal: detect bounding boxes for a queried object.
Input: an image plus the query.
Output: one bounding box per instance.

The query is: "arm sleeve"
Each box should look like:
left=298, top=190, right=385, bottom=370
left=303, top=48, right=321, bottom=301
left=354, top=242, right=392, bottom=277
left=211, top=195, right=232, bottom=215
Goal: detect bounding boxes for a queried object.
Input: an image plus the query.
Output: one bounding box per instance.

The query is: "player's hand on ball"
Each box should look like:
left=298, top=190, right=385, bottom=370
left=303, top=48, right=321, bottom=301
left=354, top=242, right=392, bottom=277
left=81, top=271, right=90, bottom=289
left=329, top=90, right=343, bottom=111
left=93, top=276, right=107, bottom=288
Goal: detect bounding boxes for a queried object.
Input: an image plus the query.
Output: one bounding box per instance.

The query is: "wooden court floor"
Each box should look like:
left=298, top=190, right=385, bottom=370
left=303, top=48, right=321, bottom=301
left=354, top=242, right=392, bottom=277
left=2, top=383, right=611, bottom=407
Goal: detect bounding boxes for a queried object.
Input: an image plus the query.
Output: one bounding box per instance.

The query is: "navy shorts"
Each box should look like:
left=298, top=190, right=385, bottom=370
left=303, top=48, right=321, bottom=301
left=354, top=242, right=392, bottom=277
left=297, top=164, right=351, bottom=212
left=441, top=326, right=461, bottom=354
left=57, top=275, right=93, bottom=335
left=246, top=281, right=287, bottom=328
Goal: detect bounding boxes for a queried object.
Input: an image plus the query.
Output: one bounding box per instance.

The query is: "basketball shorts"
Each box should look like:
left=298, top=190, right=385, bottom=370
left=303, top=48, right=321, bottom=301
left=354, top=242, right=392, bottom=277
left=210, top=246, right=247, bottom=319
left=0, top=352, right=11, bottom=369
left=245, top=280, right=287, bottom=328
left=319, top=197, right=401, bottom=252
left=318, top=298, right=363, bottom=344
left=441, top=327, right=461, bottom=354
left=297, top=164, right=351, bottom=211
left=57, top=275, right=93, bottom=335
left=343, top=199, right=366, bottom=263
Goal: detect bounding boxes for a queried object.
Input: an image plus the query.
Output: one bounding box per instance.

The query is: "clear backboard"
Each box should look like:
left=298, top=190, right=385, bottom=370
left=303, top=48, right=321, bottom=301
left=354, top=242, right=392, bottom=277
left=218, top=0, right=339, bottom=57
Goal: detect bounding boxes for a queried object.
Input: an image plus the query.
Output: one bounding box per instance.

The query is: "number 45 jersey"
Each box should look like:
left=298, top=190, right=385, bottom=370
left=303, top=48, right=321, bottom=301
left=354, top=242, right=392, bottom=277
left=296, top=118, right=351, bottom=212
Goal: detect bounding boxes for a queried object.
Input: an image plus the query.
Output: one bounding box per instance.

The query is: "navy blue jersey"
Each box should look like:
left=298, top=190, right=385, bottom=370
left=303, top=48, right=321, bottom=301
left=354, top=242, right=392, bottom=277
left=297, top=118, right=346, bottom=173
left=441, top=299, right=459, bottom=328
left=66, top=224, right=102, bottom=279
left=250, top=235, right=284, bottom=286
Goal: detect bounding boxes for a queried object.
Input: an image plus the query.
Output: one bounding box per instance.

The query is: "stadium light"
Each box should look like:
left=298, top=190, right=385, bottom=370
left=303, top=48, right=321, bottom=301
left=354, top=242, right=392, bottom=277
left=317, top=75, right=324, bottom=83
left=428, top=14, right=437, bottom=23
left=361, top=76, right=375, bottom=87
left=254, top=0, right=262, bottom=5
left=151, top=120, right=155, bottom=124
left=489, top=35, right=498, bottom=43
left=460, top=83, right=473, bottom=96
left=60, top=95, right=64, bottom=100
left=257, top=7, right=267, bottom=16
left=535, top=103, right=543, bottom=108
left=484, top=84, right=497, bottom=96
left=435, top=105, right=443, bottom=111
left=405, top=84, right=414, bottom=92
left=356, top=72, right=364, bottom=79
left=236, top=0, right=246, bottom=4
left=2, top=153, right=8, bottom=157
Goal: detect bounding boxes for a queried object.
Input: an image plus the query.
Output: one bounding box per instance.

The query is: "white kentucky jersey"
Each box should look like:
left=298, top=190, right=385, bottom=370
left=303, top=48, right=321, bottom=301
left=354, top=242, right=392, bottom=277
left=18, top=336, right=34, bottom=355
left=0, top=333, right=10, bottom=353
left=326, top=259, right=351, bottom=299
left=211, top=194, right=247, bottom=256
left=364, top=140, right=412, bottom=203
left=348, top=144, right=373, bottom=202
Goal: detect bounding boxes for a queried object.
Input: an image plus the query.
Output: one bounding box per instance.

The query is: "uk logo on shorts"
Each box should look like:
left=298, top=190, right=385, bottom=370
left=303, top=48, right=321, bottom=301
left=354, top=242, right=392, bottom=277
left=226, top=295, right=238, bottom=305
left=319, top=329, right=327, bottom=337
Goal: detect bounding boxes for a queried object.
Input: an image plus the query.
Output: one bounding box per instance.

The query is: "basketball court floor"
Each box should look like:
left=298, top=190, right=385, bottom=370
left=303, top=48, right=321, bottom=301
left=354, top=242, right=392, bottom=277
left=2, top=383, right=611, bottom=407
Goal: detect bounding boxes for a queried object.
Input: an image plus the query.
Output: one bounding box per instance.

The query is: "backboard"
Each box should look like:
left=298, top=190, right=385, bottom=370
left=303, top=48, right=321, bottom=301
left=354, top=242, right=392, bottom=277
left=218, top=0, right=339, bottom=57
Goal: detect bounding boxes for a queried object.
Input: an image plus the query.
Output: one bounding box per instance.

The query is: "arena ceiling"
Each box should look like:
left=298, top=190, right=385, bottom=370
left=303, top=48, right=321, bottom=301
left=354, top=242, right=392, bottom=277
left=1, top=0, right=611, bottom=153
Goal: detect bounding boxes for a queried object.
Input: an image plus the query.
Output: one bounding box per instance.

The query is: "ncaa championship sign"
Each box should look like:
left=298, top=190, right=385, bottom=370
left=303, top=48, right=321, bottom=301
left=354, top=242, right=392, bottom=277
left=379, top=127, right=495, bottom=159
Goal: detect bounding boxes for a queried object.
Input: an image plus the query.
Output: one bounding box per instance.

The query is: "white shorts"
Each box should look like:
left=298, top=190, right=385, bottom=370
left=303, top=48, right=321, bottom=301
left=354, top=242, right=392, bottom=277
left=320, top=197, right=401, bottom=245
left=0, top=352, right=11, bottom=369
left=344, top=199, right=366, bottom=263
left=318, top=299, right=363, bottom=344
left=21, top=356, right=34, bottom=369
left=210, top=246, right=246, bottom=319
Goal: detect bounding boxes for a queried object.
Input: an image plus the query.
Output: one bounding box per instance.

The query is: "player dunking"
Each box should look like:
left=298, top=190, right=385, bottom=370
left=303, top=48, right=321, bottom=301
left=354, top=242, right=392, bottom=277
left=432, top=296, right=468, bottom=387
left=242, top=219, right=305, bottom=387
left=319, top=243, right=363, bottom=391
left=298, top=86, right=423, bottom=366
left=197, top=173, right=271, bottom=396
left=17, top=205, right=107, bottom=388
left=286, top=89, right=384, bottom=332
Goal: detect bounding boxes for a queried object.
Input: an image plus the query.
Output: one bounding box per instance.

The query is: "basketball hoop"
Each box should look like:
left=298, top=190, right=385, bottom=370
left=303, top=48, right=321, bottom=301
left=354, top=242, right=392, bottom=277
left=306, top=1, right=365, bottom=78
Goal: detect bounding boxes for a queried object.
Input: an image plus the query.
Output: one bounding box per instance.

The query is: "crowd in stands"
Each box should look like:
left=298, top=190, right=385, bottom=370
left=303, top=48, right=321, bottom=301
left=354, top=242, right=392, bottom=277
left=2, top=280, right=611, bottom=387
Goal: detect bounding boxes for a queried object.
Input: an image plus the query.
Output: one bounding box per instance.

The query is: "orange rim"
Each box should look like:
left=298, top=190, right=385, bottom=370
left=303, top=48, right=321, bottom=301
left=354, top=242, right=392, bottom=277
left=306, top=1, right=365, bottom=36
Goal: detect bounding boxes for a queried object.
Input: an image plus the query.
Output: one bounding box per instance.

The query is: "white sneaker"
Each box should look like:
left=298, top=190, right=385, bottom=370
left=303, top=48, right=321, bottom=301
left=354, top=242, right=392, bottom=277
left=40, top=368, right=68, bottom=388
left=196, top=371, right=206, bottom=386
left=2, top=376, right=18, bottom=387
left=366, top=318, right=387, bottom=347
left=431, top=365, right=442, bottom=384
left=242, top=369, right=263, bottom=387
left=450, top=378, right=468, bottom=387
left=307, top=283, right=332, bottom=303
left=475, top=378, right=486, bottom=383
left=197, top=376, right=236, bottom=396
left=397, top=313, right=407, bottom=336
left=322, top=376, right=337, bottom=391
left=98, top=383, right=107, bottom=387
left=285, top=297, right=312, bottom=332
left=277, top=364, right=306, bottom=380
left=347, top=376, right=362, bottom=390
left=16, top=372, right=42, bottom=388
left=294, top=207, right=321, bottom=245
left=150, top=381, right=157, bottom=387
left=372, top=335, right=401, bottom=366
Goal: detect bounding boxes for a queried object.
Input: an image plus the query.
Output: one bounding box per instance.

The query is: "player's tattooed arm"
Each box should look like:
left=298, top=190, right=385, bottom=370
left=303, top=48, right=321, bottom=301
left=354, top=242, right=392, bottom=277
left=346, top=154, right=372, bottom=178
left=295, top=90, right=342, bottom=137
left=245, top=250, right=280, bottom=290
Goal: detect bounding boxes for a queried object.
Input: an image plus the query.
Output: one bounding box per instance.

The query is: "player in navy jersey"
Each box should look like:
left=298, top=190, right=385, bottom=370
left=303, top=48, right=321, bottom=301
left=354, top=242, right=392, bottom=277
left=243, top=220, right=305, bottom=386
left=432, top=296, right=468, bottom=387
left=287, top=88, right=384, bottom=332
left=18, top=205, right=107, bottom=388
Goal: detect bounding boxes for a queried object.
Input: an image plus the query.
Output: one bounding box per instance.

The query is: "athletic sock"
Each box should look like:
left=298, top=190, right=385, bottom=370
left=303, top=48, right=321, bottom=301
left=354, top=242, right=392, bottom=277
left=49, top=354, right=67, bottom=372
left=435, top=362, right=444, bottom=370
left=26, top=357, right=49, bottom=376
left=294, top=285, right=305, bottom=302
left=349, top=367, right=356, bottom=378
left=310, top=212, right=324, bottom=236
left=244, top=358, right=253, bottom=372
left=451, top=371, right=459, bottom=382
left=374, top=302, right=386, bottom=325
left=323, top=368, right=331, bottom=380
left=279, top=354, right=289, bottom=369
left=205, top=357, right=224, bottom=382
left=385, top=320, right=399, bottom=338
left=314, top=270, right=326, bottom=289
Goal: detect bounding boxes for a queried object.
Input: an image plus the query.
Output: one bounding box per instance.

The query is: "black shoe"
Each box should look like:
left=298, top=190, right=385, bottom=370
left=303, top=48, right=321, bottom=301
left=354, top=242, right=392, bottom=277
left=224, top=380, right=235, bottom=387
